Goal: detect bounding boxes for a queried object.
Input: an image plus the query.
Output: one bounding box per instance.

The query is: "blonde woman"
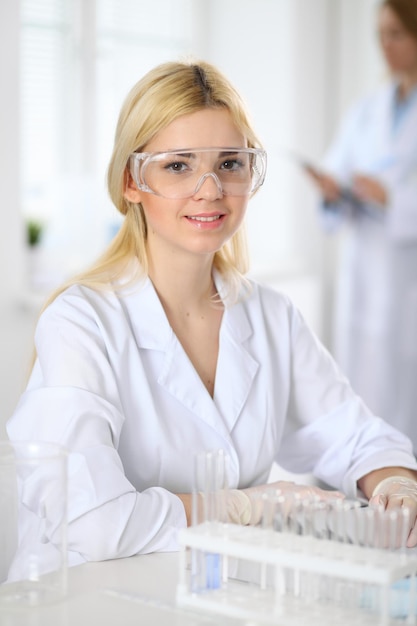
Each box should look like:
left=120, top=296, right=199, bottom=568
left=8, top=60, right=417, bottom=567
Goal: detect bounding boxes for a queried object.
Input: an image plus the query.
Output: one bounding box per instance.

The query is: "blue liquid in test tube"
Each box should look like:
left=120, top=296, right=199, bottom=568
left=191, top=449, right=228, bottom=592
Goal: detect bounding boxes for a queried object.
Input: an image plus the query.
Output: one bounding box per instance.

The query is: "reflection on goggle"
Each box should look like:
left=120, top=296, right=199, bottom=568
left=129, top=147, right=267, bottom=199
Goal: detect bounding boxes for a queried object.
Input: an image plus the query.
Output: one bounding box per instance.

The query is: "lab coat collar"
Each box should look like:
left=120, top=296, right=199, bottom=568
left=365, top=83, right=417, bottom=178
left=123, top=276, right=174, bottom=350
left=215, top=299, right=259, bottom=432
left=123, top=271, right=255, bottom=350
left=122, top=272, right=258, bottom=469
left=387, top=81, right=417, bottom=144
left=395, top=84, right=417, bottom=146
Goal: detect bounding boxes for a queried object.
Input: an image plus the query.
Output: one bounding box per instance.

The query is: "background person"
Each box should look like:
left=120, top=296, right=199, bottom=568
left=305, top=0, right=417, bottom=454
left=6, top=59, right=417, bottom=568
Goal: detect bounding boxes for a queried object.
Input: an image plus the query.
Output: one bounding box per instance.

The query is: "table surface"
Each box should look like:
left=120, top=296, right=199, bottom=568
left=0, top=552, right=242, bottom=626
left=1, top=546, right=415, bottom=625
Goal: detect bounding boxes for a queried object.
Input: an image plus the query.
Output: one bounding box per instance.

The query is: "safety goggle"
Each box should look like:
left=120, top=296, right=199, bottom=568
left=129, top=147, right=267, bottom=199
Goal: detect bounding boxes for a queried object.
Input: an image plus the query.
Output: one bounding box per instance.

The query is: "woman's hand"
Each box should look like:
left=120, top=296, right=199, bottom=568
left=227, top=481, right=345, bottom=526
left=304, top=164, right=341, bottom=203
left=352, top=174, right=388, bottom=207
left=369, top=476, right=417, bottom=547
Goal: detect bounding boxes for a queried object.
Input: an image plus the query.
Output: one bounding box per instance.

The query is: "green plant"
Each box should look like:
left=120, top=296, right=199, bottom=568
left=26, top=220, right=43, bottom=247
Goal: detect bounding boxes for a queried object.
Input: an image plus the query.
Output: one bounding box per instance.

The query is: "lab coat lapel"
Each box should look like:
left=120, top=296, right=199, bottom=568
left=126, top=279, right=222, bottom=427
left=125, top=276, right=258, bottom=443
left=214, top=299, right=259, bottom=432
left=375, top=84, right=417, bottom=183
left=158, top=334, right=232, bottom=436
left=372, top=85, right=394, bottom=157
left=126, top=277, right=173, bottom=350
left=157, top=333, right=244, bottom=484
left=157, top=300, right=259, bottom=439
left=394, top=88, right=417, bottom=156
left=376, top=84, right=417, bottom=152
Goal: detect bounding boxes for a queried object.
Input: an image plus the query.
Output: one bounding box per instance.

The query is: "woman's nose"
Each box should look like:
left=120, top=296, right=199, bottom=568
left=192, top=172, right=224, bottom=199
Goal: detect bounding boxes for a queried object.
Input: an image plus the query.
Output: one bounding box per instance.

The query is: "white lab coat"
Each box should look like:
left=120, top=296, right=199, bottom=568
left=320, top=81, right=417, bottom=453
left=7, top=273, right=417, bottom=566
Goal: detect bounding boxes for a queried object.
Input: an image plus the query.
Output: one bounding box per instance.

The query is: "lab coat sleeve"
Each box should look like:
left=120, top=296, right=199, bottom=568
left=7, top=290, right=186, bottom=564
left=278, top=304, right=417, bottom=497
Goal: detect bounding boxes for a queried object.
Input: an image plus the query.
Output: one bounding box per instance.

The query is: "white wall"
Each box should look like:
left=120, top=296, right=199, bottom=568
left=0, top=0, right=28, bottom=435
left=0, top=0, right=382, bottom=434
left=0, top=0, right=23, bottom=299
left=204, top=0, right=331, bottom=275
left=201, top=0, right=382, bottom=343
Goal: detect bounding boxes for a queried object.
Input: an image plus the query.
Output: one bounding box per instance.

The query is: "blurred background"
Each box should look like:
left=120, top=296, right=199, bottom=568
left=0, top=0, right=383, bottom=432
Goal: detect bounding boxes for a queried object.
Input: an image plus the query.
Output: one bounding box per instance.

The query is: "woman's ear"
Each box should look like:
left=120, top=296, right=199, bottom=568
left=123, top=169, right=142, bottom=203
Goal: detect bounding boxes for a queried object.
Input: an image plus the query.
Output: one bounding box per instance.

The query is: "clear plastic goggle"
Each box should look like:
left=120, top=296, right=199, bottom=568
left=129, top=147, right=267, bottom=199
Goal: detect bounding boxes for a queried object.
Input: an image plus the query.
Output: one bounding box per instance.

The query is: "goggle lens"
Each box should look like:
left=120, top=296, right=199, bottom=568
left=129, top=148, right=267, bottom=199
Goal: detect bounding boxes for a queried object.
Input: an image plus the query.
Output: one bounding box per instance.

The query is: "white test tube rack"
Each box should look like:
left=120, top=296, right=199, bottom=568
left=176, top=517, right=417, bottom=625
left=178, top=449, right=417, bottom=625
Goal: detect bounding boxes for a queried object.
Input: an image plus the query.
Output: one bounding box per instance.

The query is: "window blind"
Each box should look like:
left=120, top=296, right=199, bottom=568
left=20, top=0, right=195, bottom=284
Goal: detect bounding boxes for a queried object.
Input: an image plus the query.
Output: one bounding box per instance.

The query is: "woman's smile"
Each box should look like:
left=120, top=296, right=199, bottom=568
left=184, top=212, right=227, bottom=228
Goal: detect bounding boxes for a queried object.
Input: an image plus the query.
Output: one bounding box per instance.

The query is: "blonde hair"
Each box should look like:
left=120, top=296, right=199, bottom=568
left=38, top=59, right=263, bottom=315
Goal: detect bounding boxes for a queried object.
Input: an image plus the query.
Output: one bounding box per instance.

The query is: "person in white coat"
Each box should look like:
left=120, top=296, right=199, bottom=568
left=7, top=59, right=417, bottom=569
left=305, top=0, right=417, bottom=454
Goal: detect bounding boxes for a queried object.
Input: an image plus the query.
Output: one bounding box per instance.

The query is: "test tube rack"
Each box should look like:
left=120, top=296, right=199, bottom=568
left=176, top=520, right=417, bottom=625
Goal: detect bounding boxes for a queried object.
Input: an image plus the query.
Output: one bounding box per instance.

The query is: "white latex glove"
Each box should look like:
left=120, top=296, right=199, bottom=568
left=369, top=476, right=417, bottom=548
left=227, top=489, right=252, bottom=525
left=228, top=481, right=344, bottom=526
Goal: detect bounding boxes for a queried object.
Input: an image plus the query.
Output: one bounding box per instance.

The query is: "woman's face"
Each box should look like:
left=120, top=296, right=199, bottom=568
left=124, top=108, right=251, bottom=264
left=378, top=6, right=417, bottom=75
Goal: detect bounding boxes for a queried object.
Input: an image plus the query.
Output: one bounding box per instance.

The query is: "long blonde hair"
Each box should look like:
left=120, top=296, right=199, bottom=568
left=37, top=59, right=264, bottom=316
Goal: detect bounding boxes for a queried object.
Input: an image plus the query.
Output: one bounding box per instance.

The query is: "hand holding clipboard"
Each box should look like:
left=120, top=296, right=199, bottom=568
left=286, top=148, right=387, bottom=215
left=285, top=149, right=363, bottom=207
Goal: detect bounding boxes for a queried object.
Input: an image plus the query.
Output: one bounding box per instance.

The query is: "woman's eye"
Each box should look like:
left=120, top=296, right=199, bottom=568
left=164, top=160, right=189, bottom=173
left=221, top=158, right=244, bottom=171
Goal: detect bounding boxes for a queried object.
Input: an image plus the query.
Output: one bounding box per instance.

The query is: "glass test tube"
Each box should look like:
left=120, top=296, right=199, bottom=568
left=191, top=449, right=229, bottom=593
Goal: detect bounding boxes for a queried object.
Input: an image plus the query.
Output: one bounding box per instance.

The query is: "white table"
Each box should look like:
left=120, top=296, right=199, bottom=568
left=0, top=552, right=242, bottom=626
left=2, top=545, right=414, bottom=625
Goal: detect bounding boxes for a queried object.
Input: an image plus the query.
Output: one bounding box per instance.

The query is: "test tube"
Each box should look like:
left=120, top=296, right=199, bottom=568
left=398, top=507, right=410, bottom=553
left=258, top=491, right=276, bottom=591
left=190, top=449, right=229, bottom=593
left=192, top=449, right=228, bottom=526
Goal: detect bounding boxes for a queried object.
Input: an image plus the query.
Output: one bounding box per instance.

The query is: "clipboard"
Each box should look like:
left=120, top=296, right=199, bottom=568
left=284, top=148, right=369, bottom=211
